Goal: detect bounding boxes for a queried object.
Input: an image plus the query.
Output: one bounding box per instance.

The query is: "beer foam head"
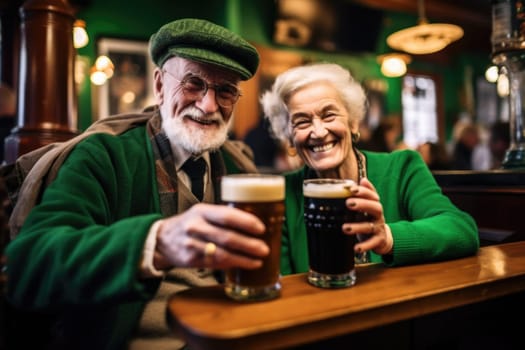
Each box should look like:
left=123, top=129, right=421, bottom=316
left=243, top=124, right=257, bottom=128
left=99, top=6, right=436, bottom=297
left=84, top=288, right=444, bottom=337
left=221, top=174, right=285, bottom=202
left=303, top=179, right=355, bottom=198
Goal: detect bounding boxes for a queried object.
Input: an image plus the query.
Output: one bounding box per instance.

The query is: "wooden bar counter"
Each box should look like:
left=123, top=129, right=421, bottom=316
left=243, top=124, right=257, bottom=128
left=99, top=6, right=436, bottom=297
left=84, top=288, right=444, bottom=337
left=167, top=242, right=525, bottom=349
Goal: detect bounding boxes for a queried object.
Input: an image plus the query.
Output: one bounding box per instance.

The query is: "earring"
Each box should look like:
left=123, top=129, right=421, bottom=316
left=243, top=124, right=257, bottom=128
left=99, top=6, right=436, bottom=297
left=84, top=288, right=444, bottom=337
left=351, top=132, right=361, bottom=144
left=287, top=146, right=297, bottom=157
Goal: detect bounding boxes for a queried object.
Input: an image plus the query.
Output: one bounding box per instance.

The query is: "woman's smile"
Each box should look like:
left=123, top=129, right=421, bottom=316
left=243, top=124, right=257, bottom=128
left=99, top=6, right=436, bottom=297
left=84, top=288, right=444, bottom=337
left=310, top=141, right=337, bottom=153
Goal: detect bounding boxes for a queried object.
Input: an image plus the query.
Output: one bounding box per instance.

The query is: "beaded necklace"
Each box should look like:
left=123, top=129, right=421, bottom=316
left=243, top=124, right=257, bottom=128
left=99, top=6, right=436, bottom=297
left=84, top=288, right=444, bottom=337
left=354, top=147, right=365, bottom=182
left=353, top=146, right=371, bottom=264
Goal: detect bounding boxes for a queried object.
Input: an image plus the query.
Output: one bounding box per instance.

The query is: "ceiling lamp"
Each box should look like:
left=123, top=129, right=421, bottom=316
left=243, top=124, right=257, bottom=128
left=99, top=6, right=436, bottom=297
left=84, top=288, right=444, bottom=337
left=73, top=19, right=89, bottom=49
left=386, top=0, right=463, bottom=55
left=378, top=53, right=412, bottom=77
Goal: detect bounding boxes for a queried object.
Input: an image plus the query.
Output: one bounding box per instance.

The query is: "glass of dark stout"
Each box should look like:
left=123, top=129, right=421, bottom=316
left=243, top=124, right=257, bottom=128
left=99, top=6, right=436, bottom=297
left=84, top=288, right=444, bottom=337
left=303, top=178, right=363, bottom=288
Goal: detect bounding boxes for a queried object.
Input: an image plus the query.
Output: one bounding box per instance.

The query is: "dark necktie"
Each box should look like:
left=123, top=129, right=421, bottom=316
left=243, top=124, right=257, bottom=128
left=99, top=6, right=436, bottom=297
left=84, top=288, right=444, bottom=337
left=182, top=157, right=206, bottom=201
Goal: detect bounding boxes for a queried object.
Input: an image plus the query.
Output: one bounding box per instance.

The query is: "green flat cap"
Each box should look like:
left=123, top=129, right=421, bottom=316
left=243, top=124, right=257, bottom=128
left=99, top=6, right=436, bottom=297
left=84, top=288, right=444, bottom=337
left=149, top=18, right=259, bottom=80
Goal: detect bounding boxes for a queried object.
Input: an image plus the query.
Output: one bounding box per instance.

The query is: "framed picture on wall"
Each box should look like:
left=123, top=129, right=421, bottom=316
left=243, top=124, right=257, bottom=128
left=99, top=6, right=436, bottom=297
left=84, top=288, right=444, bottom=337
left=96, top=37, right=155, bottom=119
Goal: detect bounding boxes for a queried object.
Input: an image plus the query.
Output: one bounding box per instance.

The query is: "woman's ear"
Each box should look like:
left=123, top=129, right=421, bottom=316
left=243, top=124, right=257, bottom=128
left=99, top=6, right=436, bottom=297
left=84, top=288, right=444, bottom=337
left=349, top=118, right=360, bottom=135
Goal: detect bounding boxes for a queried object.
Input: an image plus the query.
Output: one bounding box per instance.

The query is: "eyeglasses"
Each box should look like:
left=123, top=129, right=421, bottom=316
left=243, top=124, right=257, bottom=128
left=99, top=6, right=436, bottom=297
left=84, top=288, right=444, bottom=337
left=162, top=70, right=241, bottom=108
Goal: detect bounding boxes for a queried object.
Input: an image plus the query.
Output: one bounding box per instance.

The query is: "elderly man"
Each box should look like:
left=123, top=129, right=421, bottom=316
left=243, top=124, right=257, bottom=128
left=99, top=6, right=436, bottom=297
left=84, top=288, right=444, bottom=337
left=5, top=18, right=265, bottom=349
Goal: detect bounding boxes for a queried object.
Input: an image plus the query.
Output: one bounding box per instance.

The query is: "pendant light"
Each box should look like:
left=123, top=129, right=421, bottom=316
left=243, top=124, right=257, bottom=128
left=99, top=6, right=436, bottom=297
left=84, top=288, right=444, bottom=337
left=378, top=53, right=412, bottom=77
left=386, top=0, right=463, bottom=55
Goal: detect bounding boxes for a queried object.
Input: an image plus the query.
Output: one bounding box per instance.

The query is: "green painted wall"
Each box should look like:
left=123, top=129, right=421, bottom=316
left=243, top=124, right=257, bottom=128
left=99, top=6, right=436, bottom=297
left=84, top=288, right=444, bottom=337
left=76, top=0, right=492, bottom=141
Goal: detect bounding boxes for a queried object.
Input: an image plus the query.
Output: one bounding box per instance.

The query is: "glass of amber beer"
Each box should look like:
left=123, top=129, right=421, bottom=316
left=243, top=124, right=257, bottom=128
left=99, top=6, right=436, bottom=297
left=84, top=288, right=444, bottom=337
left=303, top=178, right=360, bottom=288
left=221, top=174, right=285, bottom=301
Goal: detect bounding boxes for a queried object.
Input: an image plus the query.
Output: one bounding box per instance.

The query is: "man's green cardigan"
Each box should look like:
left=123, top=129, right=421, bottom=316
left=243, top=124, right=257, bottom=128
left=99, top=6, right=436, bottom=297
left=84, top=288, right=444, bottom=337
left=5, top=116, right=255, bottom=349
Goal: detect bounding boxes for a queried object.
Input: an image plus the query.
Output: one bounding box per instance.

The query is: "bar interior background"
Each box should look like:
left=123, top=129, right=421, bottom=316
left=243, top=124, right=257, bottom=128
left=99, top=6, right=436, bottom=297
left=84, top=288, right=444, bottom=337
left=0, top=0, right=494, bottom=159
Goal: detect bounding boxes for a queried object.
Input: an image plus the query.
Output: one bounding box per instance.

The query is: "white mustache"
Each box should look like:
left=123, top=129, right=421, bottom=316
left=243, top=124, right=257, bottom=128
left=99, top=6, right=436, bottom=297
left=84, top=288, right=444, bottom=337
left=182, top=106, right=222, bottom=124
left=162, top=105, right=230, bottom=155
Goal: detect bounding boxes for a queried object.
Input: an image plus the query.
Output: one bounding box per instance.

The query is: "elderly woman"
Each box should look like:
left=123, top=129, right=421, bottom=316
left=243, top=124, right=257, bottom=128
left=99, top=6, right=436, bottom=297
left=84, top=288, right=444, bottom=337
left=260, top=63, right=479, bottom=274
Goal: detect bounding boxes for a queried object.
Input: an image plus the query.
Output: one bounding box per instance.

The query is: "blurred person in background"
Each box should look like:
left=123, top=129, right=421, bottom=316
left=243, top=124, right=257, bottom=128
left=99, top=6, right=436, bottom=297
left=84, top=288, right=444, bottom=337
left=243, top=117, right=279, bottom=172
left=471, top=121, right=511, bottom=170
left=487, top=121, right=510, bottom=169
left=244, top=116, right=303, bottom=173
left=417, top=141, right=452, bottom=170
left=451, top=122, right=482, bottom=170
left=361, top=117, right=403, bottom=153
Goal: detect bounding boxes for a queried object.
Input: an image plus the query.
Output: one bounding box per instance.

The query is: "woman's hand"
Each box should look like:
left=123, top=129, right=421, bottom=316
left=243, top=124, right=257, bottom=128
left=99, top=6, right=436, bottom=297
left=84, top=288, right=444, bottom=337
left=342, top=177, right=394, bottom=256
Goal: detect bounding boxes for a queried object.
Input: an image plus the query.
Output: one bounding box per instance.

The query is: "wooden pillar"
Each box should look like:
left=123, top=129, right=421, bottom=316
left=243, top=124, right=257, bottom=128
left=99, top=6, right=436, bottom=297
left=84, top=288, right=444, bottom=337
left=4, top=0, right=78, bottom=164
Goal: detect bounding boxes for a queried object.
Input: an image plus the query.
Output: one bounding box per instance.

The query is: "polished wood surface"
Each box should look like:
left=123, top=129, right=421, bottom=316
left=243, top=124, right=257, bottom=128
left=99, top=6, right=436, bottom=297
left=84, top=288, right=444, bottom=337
left=167, top=242, right=525, bottom=350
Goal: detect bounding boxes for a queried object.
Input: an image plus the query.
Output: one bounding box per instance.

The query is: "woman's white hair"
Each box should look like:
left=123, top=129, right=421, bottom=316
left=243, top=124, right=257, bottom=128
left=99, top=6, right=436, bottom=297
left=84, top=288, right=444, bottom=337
left=260, top=63, right=367, bottom=143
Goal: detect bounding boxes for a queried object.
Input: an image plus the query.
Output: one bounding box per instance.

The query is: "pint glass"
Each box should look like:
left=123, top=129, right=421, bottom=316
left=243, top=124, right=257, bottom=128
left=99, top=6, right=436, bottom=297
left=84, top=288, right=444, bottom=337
left=303, top=178, right=361, bottom=288
left=221, top=174, right=285, bottom=301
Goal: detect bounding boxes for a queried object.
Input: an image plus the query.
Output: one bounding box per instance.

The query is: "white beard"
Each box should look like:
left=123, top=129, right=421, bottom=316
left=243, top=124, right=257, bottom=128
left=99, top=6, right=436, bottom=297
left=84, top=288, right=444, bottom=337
left=162, top=106, right=231, bottom=155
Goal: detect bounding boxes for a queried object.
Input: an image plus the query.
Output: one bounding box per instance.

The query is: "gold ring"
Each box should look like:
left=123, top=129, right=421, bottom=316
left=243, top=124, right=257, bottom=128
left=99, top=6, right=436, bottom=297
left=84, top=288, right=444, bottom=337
left=204, top=242, right=216, bottom=266
left=369, top=222, right=375, bottom=234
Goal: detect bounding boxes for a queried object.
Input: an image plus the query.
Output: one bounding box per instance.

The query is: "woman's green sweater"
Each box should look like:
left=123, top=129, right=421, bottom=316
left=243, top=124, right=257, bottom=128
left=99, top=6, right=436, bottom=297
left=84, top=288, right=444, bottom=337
left=281, top=149, right=479, bottom=275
